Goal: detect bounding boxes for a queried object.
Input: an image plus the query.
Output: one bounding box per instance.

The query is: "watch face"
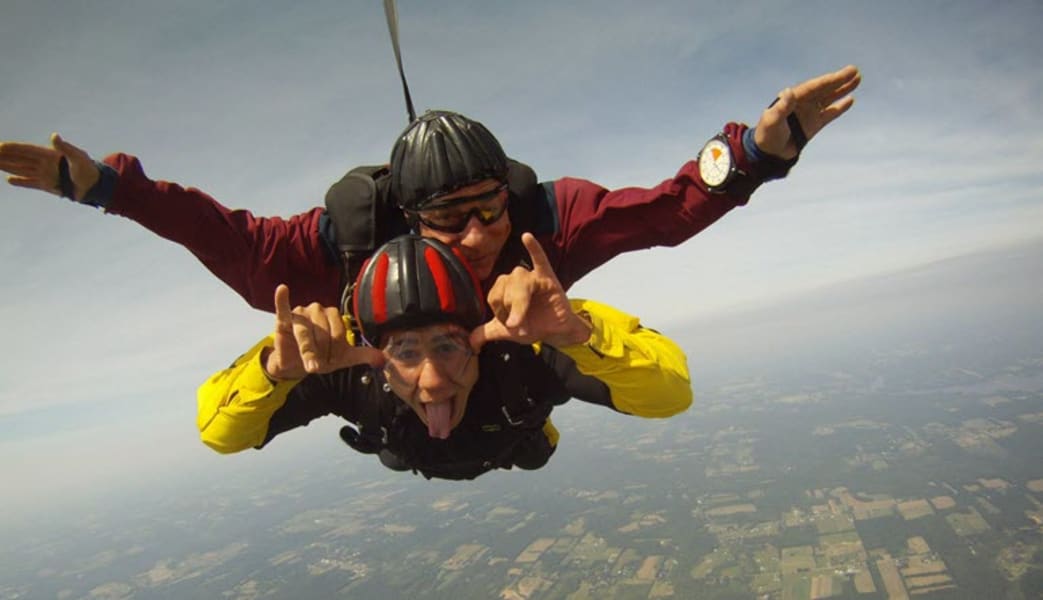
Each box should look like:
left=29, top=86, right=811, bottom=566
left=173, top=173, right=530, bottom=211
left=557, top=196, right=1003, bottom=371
left=698, top=137, right=733, bottom=188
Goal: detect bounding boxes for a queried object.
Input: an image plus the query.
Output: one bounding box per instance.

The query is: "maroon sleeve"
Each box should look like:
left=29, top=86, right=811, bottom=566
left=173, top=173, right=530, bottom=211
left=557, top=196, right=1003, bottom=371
left=101, top=153, right=343, bottom=312
left=549, top=122, right=754, bottom=289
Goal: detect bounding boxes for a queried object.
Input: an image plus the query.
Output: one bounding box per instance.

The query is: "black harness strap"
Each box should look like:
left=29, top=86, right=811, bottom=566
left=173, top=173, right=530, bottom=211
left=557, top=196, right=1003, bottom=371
left=338, top=369, right=390, bottom=454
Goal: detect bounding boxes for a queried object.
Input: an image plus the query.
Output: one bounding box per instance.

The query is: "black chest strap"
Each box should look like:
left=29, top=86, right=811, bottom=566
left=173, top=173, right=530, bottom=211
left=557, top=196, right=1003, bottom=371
left=338, top=368, right=392, bottom=455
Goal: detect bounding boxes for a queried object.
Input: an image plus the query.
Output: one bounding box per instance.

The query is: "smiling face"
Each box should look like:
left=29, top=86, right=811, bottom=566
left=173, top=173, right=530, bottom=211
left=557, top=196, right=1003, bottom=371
left=381, top=323, right=479, bottom=439
left=413, top=178, right=512, bottom=281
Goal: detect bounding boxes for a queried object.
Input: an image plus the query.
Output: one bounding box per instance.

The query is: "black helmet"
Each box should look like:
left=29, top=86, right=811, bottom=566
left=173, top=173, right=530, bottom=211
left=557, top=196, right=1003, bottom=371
left=390, top=110, right=509, bottom=211
left=352, top=234, right=485, bottom=345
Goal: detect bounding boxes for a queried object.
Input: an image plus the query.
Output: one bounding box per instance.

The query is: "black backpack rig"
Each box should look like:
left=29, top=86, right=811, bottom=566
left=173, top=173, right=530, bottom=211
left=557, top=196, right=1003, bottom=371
left=322, top=158, right=558, bottom=315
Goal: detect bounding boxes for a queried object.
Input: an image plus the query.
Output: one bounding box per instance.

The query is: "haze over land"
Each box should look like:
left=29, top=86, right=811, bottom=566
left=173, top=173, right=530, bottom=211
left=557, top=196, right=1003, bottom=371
left=2, top=237, right=1041, bottom=598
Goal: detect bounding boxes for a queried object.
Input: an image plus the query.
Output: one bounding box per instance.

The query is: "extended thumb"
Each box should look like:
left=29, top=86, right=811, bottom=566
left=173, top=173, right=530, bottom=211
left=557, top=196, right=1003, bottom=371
left=359, top=347, right=386, bottom=369
left=469, top=320, right=500, bottom=353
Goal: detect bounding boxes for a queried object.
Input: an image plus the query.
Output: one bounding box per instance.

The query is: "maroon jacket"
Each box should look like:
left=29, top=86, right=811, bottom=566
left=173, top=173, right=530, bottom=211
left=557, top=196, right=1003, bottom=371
left=102, top=122, right=760, bottom=312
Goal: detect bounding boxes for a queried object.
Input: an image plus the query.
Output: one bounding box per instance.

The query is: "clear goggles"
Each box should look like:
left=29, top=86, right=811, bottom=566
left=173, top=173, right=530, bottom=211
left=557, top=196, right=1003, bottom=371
left=381, top=327, right=474, bottom=383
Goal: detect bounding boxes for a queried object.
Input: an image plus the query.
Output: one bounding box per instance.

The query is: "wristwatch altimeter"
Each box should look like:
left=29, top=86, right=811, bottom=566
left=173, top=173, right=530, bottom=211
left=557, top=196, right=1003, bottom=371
left=697, top=134, right=739, bottom=193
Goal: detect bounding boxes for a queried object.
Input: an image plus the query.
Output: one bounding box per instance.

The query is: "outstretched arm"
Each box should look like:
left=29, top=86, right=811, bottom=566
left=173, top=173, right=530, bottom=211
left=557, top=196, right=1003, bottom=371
left=1, top=134, right=343, bottom=311
left=106, top=154, right=340, bottom=311
left=546, top=65, right=862, bottom=290
left=551, top=299, right=692, bottom=418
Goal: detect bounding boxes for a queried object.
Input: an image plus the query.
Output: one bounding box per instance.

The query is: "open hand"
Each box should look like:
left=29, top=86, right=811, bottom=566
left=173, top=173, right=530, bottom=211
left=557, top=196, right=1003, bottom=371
left=0, top=133, right=101, bottom=201
left=264, top=284, right=384, bottom=380
left=754, top=65, right=861, bottom=160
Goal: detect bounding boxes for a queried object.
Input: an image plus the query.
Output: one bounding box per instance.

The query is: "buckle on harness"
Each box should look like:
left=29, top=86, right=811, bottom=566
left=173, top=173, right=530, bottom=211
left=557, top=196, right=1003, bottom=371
left=501, top=405, right=524, bottom=426
left=339, top=424, right=388, bottom=454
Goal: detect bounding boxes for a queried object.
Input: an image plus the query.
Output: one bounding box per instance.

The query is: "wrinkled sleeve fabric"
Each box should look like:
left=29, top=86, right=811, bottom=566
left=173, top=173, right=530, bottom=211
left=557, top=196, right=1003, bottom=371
left=547, top=123, right=756, bottom=290
left=100, top=153, right=342, bottom=311
left=552, top=299, right=692, bottom=418
left=197, top=337, right=302, bottom=454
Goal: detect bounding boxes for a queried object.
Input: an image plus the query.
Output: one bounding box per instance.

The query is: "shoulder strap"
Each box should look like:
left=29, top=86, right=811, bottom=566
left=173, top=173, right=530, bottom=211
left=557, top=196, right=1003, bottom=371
left=324, top=165, right=410, bottom=310
left=338, top=369, right=390, bottom=454
left=505, top=159, right=558, bottom=237
left=483, top=342, right=554, bottom=428
left=337, top=373, right=419, bottom=473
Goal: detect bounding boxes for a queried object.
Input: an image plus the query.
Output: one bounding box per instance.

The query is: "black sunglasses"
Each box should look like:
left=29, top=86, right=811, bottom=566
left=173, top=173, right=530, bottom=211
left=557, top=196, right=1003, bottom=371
left=408, top=184, right=509, bottom=234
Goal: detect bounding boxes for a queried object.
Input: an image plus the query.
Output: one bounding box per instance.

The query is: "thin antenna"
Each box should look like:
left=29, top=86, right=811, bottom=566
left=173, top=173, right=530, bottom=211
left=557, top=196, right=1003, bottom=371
left=383, top=0, right=417, bottom=123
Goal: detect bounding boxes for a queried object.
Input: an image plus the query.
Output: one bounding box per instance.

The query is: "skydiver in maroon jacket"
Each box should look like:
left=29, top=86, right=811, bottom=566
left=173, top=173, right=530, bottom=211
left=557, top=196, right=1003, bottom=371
left=0, top=66, right=860, bottom=315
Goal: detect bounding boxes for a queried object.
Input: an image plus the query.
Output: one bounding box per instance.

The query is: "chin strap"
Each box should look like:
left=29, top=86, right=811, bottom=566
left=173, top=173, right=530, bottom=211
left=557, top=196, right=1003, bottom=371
left=383, top=0, right=417, bottom=123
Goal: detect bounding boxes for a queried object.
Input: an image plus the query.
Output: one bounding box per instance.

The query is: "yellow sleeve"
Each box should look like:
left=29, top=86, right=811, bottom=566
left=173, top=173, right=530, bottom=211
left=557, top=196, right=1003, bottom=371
left=543, top=417, right=560, bottom=447
left=196, top=336, right=301, bottom=454
left=555, top=299, right=692, bottom=418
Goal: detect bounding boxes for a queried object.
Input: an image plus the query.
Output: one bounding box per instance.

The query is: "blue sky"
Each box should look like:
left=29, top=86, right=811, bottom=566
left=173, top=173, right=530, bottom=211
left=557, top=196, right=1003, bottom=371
left=1, top=0, right=1041, bottom=517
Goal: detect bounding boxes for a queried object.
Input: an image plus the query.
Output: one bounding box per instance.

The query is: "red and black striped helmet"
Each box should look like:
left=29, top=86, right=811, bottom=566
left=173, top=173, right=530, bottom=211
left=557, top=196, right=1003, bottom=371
left=352, top=235, right=485, bottom=345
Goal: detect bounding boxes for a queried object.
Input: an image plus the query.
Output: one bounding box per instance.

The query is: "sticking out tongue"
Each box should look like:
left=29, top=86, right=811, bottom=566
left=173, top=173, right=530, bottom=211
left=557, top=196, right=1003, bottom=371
left=425, top=402, right=453, bottom=439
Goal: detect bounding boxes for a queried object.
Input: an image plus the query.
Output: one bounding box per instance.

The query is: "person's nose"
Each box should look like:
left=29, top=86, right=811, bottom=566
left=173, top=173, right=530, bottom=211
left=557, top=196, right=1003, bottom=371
left=456, top=214, right=488, bottom=246
left=415, top=359, right=453, bottom=403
